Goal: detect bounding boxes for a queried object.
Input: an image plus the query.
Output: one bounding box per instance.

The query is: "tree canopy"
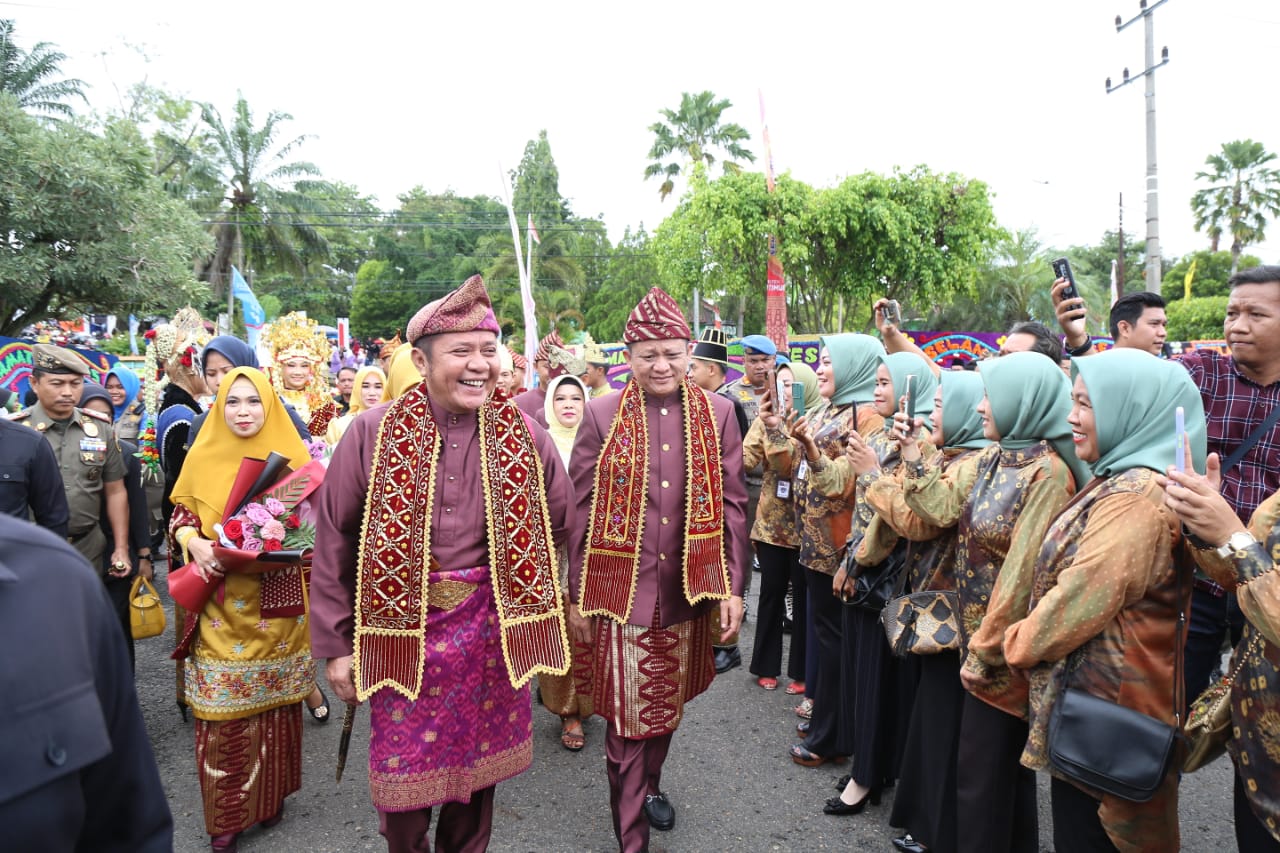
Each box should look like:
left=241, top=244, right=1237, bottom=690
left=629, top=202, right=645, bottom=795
left=644, top=91, right=755, bottom=202
left=1191, top=139, right=1280, bottom=275
left=0, top=95, right=210, bottom=336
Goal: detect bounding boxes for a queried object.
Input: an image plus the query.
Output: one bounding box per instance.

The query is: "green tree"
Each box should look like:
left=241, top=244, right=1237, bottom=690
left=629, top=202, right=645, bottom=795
left=197, top=93, right=334, bottom=298
left=644, top=90, right=755, bottom=201
left=931, top=228, right=1105, bottom=334
left=1191, top=139, right=1280, bottom=274
left=1060, top=230, right=1145, bottom=298
left=348, top=188, right=505, bottom=340
left=1161, top=249, right=1262, bottom=303
left=582, top=226, right=660, bottom=343
left=1165, top=296, right=1229, bottom=341
left=0, top=95, right=210, bottom=336
left=0, top=20, right=85, bottom=119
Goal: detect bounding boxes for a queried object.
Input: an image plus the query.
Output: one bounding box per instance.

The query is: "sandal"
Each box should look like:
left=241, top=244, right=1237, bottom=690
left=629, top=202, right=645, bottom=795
left=560, top=717, right=585, bottom=751
left=795, top=698, right=814, bottom=719
left=306, top=687, right=330, bottom=723
left=790, top=743, right=844, bottom=767
left=756, top=676, right=778, bottom=690
left=785, top=681, right=806, bottom=695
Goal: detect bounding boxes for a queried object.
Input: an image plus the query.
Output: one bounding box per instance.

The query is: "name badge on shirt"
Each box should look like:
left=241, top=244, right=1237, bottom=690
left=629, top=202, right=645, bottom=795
left=796, top=459, right=809, bottom=481
left=80, top=438, right=108, bottom=453
left=776, top=479, right=791, bottom=499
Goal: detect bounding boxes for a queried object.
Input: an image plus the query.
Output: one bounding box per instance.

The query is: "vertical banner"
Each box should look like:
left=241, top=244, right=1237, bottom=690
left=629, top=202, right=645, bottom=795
left=337, top=317, right=350, bottom=352
left=231, top=266, right=266, bottom=350
left=759, top=91, right=788, bottom=352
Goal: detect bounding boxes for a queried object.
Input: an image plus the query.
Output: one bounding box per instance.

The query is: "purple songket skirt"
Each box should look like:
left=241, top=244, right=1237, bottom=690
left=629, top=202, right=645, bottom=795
left=367, top=566, right=533, bottom=811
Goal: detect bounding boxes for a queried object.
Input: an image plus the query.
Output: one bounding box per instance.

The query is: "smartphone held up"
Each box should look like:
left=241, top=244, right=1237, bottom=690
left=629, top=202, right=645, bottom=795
left=1050, top=257, right=1079, bottom=302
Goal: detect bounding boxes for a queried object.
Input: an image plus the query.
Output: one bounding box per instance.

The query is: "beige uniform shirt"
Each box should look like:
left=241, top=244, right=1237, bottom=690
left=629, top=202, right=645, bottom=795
left=17, top=403, right=125, bottom=562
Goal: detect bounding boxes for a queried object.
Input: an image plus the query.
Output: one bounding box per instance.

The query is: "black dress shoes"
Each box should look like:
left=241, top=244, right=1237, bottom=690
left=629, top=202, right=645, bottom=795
left=644, top=792, right=675, bottom=831
left=821, top=788, right=880, bottom=816
left=892, top=834, right=928, bottom=853
left=713, top=646, right=742, bottom=674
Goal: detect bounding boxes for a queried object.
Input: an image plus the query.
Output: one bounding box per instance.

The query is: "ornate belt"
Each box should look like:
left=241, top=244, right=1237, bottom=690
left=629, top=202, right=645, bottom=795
left=428, top=579, right=478, bottom=611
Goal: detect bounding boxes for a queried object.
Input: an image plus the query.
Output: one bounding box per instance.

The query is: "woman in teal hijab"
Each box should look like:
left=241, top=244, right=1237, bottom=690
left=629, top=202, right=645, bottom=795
left=105, top=364, right=145, bottom=441
left=1005, top=348, right=1205, bottom=852
left=819, top=350, right=938, bottom=812
left=890, top=349, right=1081, bottom=852
left=856, top=368, right=992, bottom=851
left=761, top=333, right=885, bottom=769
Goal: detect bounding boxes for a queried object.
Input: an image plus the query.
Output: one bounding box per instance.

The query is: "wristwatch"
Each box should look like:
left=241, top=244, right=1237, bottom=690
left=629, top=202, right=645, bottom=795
left=1216, top=531, right=1256, bottom=558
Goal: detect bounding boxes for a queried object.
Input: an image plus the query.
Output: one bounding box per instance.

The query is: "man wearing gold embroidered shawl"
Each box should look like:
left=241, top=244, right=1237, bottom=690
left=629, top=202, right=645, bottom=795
left=310, top=275, right=573, bottom=853
left=568, top=286, right=750, bottom=853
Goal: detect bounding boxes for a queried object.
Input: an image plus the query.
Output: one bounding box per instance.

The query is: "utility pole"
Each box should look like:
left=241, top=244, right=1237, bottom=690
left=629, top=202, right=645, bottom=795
left=1106, top=0, right=1170, bottom=293
left=1117, top=192, right=1125, bottom=297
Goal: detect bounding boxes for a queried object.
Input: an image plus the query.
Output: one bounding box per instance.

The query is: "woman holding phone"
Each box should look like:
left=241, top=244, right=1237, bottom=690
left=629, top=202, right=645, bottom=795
left=762, top=334, right=885, bottom=768
left=1004, top=349, right=1205, bottom=852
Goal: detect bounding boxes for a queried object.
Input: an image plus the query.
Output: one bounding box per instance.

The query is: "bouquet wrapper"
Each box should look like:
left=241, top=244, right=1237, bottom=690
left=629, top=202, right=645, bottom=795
left=170, top=457, right=326, bottom=660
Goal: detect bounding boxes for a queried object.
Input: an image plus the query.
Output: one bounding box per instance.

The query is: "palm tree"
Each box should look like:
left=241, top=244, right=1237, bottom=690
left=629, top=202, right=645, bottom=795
left=197, top=94, right=333, bottom=297
left=1191, top=139, right=1280, bottom=275
left=644, top=90, right=755, bottom=201
left=0, top=19, right=86, bottom=118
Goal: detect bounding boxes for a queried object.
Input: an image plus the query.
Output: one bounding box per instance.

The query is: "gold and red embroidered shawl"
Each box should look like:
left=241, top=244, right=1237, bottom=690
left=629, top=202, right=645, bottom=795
left=352, top=383, right=569, bottom=700
left=580, top=377, right=730, bottom=623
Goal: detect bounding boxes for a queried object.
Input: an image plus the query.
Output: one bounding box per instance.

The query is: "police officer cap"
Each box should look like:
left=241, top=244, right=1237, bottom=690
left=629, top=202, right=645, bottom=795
left=740, top=334, right=778, bottom=357
left=32, top=344, right=90, bottom=376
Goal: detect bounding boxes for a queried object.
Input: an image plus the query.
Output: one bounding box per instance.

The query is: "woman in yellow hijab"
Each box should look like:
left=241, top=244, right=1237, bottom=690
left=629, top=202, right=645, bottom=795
left=324, top=365, right=389, bottom=445
left=169, top=367, right=318, bottom=851
left=385, top=342, right=424, bottom=398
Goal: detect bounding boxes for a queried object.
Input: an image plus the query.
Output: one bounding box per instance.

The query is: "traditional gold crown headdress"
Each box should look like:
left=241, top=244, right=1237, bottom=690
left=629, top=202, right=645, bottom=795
left=263, top=311, right=330, bottom=401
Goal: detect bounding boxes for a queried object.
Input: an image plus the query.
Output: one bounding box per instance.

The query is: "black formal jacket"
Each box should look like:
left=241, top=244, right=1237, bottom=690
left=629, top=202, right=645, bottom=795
left=0, top=515, right=172, bottom=851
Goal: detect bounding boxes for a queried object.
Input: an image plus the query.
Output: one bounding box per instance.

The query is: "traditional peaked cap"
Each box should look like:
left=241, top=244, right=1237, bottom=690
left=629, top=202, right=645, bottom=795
left=623, top=287, right=691, bottom=343
left=407, top=275, right=501, bottom=343
left=690, top=327, right=729, bottom=365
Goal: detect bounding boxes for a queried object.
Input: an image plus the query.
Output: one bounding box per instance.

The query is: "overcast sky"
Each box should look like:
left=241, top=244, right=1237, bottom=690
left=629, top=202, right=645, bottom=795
left=8, top=0, right=1280, bottom=267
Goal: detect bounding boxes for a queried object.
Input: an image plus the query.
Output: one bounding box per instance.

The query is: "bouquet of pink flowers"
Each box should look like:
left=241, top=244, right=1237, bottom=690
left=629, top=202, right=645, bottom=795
left=170, top=452, right=326, bottom=619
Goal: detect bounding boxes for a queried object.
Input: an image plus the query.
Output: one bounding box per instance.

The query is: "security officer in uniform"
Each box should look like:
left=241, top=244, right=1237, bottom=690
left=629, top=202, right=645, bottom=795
left=13, top=345, right=131, bottom=576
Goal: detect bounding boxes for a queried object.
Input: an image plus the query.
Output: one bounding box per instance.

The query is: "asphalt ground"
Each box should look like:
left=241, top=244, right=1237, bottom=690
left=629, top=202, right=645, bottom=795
left=135, top=566, right=1239, bottom=852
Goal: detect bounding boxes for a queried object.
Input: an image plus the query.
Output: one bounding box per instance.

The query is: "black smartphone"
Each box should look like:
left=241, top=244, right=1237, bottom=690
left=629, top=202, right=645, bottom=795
left=1050, top=257, right=1079, bottom=301
left=881, top=299, right=902, bottom=327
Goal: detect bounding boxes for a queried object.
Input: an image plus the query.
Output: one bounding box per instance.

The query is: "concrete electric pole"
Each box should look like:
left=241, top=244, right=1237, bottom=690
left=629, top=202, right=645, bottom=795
left=1105, top=0, right=1170, bottom=294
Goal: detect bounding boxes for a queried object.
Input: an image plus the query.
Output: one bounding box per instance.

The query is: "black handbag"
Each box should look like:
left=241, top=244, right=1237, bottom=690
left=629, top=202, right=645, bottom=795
left=845, top=539, right=909, bottom=613
left=1046, top=558, right=1186, bottom=803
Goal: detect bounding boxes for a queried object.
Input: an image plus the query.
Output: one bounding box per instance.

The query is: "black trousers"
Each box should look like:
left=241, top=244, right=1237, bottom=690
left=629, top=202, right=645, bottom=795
left=890, top=650, right=963, bottom=853
left=1050, top=777, right=1118, bottom=853
left=749, top=542, right=806, bottom=681
left=801, top=566, right=849, bottom=757
left=955, top=692, right=1038, bottom=853
left=842, top=602, right=901, bottom=790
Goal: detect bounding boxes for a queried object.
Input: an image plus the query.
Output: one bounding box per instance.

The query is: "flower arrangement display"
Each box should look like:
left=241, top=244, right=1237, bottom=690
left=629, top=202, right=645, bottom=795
left=136, top=415, right=161, bottom=481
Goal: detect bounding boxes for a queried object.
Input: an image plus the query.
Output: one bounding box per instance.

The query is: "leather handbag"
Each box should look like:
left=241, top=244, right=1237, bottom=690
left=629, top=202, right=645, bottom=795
left=881, top=591, right=963, bottom=657
left=1183, top=631, right=1261, bottom=773
left=1046, top=560, right=1185, bottom=803
left=845, top=541, right=909, bottom=613
left=129, top=574, right=167, bottom=640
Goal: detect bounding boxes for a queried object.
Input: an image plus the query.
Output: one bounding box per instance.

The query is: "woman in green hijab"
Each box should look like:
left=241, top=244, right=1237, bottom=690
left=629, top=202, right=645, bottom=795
left=848, top=370, right=991, bottom=851
left=816, top=350, right=939, bottom=812
left=895, top=350, right=1082, bottom=853
left=760, top=333, right=884, bottom=768
left=1005, top=349, right=1205, bottom=853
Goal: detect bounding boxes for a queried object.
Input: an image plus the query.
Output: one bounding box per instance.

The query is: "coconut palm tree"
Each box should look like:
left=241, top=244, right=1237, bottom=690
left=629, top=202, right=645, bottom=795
left=0, top=19, right=86, bottom=119
left=197, top=93, right=334, bottom=298
left=1191, top=139, right=1280, bottom=275
left=644, top=90, right=755, bottom=201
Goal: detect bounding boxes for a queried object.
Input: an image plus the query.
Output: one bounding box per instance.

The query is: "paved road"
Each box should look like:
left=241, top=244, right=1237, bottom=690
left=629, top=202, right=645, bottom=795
left=136, top=569, right=1238, bottom=852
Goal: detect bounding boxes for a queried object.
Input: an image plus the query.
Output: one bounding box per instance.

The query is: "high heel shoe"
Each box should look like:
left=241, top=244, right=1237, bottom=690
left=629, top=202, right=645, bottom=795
left=177, top=701, right=189, bottom=723
left=821, top=787, right=881, bottom=816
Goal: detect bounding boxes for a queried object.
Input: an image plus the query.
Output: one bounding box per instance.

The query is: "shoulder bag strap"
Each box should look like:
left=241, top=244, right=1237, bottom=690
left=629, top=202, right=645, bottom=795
left=1220, top=403, right=1280, bottom=476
